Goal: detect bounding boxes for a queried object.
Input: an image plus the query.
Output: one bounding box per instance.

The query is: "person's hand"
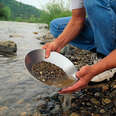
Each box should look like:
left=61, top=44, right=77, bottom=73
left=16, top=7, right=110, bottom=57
left=42, top=40, right=63, bottom=58
left=59, top=65, right=95, bottom=94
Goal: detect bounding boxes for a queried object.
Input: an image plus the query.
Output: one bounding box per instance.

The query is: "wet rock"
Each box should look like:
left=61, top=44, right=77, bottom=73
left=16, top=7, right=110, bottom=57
left=0, top=106, right=8, bottom=112
left=99, top=109, right=105, bottom=113
left=32, top=112, right=42, bottom=116
left=92, top=114, right=101, bottom=116
left=37, top=31, right=55, bottom=45
left=112, top=98, right=116, bottom=107
left=94, top=92, right=103, bottom=98
left=33, top=32, right=38, bottom=34
left=102, top=84, right=109, bottom=92
left=50, top=104, right=62, bottom=114
left=16, top=99, right=24, bottom=104
left=80, top=111, right=91, bottom=116
left=102, top=98, right=112, bottom=105
left=70, top=112, right=81, bottom=116
left=110, top=90, right=116, bottom=97
left=37, top=100, right=48, bottom=114
left=49, top=92, right=59, bottom=101
left=39, top=25, right=48, bottom=29
left=111, top=81, right=116, bottom=89
left=90, top=98, right=100, bottom=105
left=71, top=103, right=77, bottom=108
left=0, top=41, right=17, bottom=55
left=20, top=112, right=27, bottom=116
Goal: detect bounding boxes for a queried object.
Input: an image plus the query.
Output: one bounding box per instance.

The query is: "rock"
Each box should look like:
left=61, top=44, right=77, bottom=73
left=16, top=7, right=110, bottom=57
left=99, top=109, right=105, bottom=113
left=80, top=111, right=91, bottom=116
left=0, top=106, right=8, bottom=112
left=32, top=112, right=42, bottom=116
left=20, top=112, right=27, bottom=116
left=92, top=114, right=101, bottom=116
left=102, top=85, right=109, bottom=92
left=0, top=41, right=17, bottom=55
left=112, top=97, right=116, bottom=107
left=111, top=81, right=116, bottom=89
left=102, top=98, right=112, bottom=105
left=70, top=112, right=81, bottom=116
left=45, top=32, right=54, bottom=40
left=39, top=25, right=48, bottom=29
left=94, top=92, right=102, bottom=98
left=71, top=103, right=77, bottom=108
left=110, top=90, right=116, bottom=97
left=50, top=104, right=62, bottom=114
left=37, top=100, right=48, bottom=114
left=16, top=99, right=24, bottom=104
left=60, top=45, right=71, bottom=55
left=33, top=32, right=38, bottom=34
left=90, top=98, right=100, bottom=105
left=40, top=41, right=46, bottom=45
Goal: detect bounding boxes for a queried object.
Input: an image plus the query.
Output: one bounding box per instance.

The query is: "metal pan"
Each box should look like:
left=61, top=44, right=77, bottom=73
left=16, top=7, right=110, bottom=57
left=25, top=49, right=78, bottom=88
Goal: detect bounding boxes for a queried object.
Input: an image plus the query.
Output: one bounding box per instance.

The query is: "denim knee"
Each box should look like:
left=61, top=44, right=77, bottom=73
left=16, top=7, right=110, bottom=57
left=84, top=0, right=110, bottom=16
left=50, top=19, right=60, bottom=38
left=50, top=17, right=71, bottom=38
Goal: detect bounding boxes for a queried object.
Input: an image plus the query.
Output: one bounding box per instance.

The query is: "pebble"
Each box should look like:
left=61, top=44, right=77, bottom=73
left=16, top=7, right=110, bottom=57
left=20, top=112, right=27, bottom=116
left=102, top=98, right=112, bottom=105
left=102, top=85, right=109, bottom=92
left=70, top=112, right=81, bottom=116
left=99, top=109, right=105, bottom=113
left=90, top=98, right=100, bottom=105
left=17, top=99, right=24, bottom=104
left=33, top=32, right=38, bottom=34
left=0, top=106, right=8, bottom=112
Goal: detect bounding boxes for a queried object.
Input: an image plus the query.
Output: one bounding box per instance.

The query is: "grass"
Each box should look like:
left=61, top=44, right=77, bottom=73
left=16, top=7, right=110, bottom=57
left=38, top=1, right=72, bottom=26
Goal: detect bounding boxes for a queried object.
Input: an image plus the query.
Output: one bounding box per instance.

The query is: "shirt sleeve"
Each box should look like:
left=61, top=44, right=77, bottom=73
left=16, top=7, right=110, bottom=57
left=71, top=0, right=84, bottom=9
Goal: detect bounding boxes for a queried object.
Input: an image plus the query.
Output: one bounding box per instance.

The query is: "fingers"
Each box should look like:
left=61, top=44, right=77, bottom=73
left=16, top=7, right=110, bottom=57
left=45, top=48, right=51, bottom=58
left=59, top=80, right=86, bottom=94
left=42, top=43, right=51, bottom=58
left=76, top=65, right=90, bottom=78
left=56, top=47, right=62, bottom=53
left=42, top=42, right=62, bottom=58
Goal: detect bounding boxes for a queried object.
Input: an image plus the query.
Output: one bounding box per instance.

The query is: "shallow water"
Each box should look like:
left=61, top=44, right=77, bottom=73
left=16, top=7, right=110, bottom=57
left=0, top=21, right=58, bottom=116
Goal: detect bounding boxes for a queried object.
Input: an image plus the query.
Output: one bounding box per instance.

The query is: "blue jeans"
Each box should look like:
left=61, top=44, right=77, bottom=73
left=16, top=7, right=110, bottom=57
left=50, top=0, right=116, bottom=56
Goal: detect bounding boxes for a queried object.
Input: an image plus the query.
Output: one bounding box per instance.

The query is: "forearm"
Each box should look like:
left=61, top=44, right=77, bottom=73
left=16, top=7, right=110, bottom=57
left=54, top=8, right=86, bottom=46
left=92, top=49, right=116, bottom=76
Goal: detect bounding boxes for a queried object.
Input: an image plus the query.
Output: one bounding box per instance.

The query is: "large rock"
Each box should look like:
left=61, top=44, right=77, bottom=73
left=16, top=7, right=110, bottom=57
left=0, top=41, right=17, bottom=55
left=36, top=31, right=55, bottom=44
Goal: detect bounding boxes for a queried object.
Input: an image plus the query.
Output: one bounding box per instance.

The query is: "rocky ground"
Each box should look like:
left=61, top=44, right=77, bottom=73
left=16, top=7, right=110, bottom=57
left=33, top=31, right=116, bottom=116
left=0, top=41, right=17, bottom=56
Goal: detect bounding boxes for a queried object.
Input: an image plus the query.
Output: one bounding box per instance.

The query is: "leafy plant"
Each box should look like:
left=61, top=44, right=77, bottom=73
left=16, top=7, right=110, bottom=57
left=38, top=2, right=71, bottom=25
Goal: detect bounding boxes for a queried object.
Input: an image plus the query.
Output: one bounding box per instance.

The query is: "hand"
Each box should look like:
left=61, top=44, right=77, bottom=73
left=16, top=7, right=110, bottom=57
left=59, top=65, right=95, bottom=94
left=42, top=40, right=63, bottom=58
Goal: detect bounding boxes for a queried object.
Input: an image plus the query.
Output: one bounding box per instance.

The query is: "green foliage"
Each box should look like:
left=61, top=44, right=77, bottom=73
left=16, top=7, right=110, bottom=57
left=0, top=0, right=41, bottom=20
left=0, top=0, right=71, bottom=25
left=0, top=3, right=11, bottom=20
left=39, top=2, right=72, bottom=25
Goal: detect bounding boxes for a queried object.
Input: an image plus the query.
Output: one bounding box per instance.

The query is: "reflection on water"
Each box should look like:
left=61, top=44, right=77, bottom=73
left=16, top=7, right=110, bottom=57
left=0, top=21, right=58, bottom=116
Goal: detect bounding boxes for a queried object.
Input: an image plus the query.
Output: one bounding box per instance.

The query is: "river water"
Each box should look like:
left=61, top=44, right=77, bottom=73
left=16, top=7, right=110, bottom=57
left=0, top=21, right=58, bottom=116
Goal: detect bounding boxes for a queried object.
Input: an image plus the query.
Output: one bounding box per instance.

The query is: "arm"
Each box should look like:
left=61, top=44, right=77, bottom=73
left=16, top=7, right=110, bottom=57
left=54, top=8, right=86, bottom=47
left=92, top=49, right=116, bottom=75
left=43, top=8, right=86, bottom=58
left=59, top=49, right=116, bottom=94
